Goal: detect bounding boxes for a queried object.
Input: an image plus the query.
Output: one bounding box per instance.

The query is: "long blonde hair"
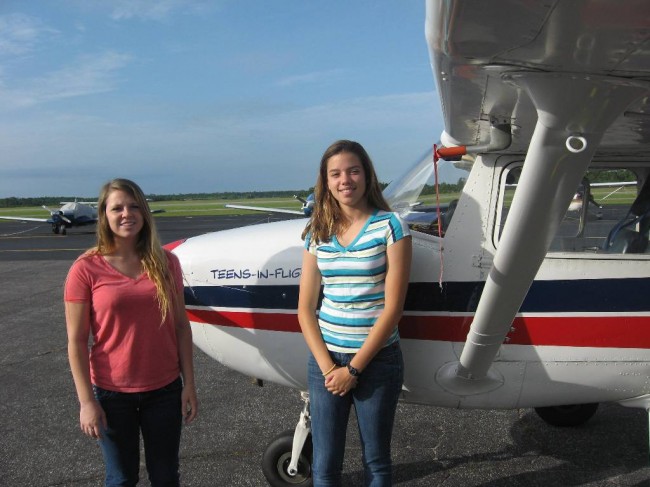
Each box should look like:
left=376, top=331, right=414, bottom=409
left=302, top=140, right=390, bottom=243
left=92, top=178, right=177, bottom=323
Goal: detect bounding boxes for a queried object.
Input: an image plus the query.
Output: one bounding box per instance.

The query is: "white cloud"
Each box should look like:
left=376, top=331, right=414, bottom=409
left=0, top=13, right=57, bottom=57
left=106, top=0, right=213, bottom=21
left=0, top=50, right=131, bottom=109
left=0, top=89, right=440, bottom=196
left=276, top=69, right=346, bottom=88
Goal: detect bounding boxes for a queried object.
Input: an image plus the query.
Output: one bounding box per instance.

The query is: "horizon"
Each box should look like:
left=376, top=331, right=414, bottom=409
left=0, top=170, right=469, bottom=201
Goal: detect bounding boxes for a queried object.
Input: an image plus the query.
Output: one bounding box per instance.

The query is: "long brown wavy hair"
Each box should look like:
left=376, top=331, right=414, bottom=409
left=302, top=140, right=390, bottom=244
left=91, top=178, right=177, bottom=323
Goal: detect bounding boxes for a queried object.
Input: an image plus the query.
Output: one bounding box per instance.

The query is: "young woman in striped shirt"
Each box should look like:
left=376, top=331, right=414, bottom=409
left=298, top=140, right=412, bottom=486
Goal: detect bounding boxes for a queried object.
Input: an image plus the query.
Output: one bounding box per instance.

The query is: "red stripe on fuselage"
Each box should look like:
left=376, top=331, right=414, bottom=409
left=188, top=308, right=298, bottom=333
left=187, top=309, right=650, bottom=348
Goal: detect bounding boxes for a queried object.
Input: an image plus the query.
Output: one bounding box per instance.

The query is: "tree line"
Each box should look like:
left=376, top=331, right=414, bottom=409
left=0, top=179, right=483, bottom=208
left=0, top=190, right=314, bottom=208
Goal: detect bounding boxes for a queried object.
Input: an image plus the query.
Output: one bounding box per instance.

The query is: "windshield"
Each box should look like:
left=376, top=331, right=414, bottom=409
left=384, top=149, right=436, bottom=214
left=383, top=149, right=470, bottom=235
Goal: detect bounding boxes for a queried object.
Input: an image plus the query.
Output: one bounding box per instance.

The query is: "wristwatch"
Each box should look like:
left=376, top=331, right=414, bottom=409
left=347, top=364, right=360, bottom=377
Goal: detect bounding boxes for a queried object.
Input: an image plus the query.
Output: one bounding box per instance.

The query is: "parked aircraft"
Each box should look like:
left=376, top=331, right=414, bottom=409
left=227, top=192, right=457, bottom=232
left=226, top=194, right=315, bottom=217
left=0, top=201, right=98, bottom=235
left=567, top=180, right=636, bottom=217
left=165, top=1, right=650, bottom=485
left=0, top=200, right=165, bottom=235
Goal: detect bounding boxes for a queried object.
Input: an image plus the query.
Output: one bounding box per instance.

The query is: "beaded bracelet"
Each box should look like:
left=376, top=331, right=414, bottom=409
left=322, top=364, right=337, bottom=376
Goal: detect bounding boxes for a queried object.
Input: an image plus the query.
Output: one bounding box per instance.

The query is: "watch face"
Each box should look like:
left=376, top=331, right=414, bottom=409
left=347, top=365, right=359, bottom=376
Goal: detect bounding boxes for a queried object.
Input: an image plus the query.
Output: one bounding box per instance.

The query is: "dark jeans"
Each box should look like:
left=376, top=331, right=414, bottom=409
left=94, top=377, right=183, bottom=487
left=308, top=342, right=404, bottom=487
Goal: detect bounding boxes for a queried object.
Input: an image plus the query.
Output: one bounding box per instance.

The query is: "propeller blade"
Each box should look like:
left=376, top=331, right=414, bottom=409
left=42, top=205, right=72, bottom=224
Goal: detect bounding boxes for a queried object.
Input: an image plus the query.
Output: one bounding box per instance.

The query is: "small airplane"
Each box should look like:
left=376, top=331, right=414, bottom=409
left=0, top=201, right=98, bottom=235
left=0, top=200, right=165, bottom=235
left=567, top=180, right=637, bottom=216
left=225, top=194, right=315, bottom=217
left=165, top=1, right=650, bottom=485
left=227, top=192, right=457, bottom=233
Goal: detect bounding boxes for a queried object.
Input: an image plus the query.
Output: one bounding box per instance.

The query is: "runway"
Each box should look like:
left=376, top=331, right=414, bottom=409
left=1, top=216, right=649, bottom=486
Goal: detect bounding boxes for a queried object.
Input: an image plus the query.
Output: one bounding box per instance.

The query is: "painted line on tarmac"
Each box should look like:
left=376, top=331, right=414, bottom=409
left=0, top=234, right=53, bottom=238
left=1, top=233, right=94, bottom=239
left=0, top=248, right=86, bottom=253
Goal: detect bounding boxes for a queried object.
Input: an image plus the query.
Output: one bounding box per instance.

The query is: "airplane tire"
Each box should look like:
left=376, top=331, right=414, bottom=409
left=534, top=403, right=599, bottom=427
left=262, top=429, right=313, bottom=487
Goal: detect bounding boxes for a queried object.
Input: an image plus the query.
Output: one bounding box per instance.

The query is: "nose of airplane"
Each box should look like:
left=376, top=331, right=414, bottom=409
left=163, top=219, right=307, bottom=294
left=164, top=238, right=187, bottom=251
left=160, top=219, right=309, bottom=390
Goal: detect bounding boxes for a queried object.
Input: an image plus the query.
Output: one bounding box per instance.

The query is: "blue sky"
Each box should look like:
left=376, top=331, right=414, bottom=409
left=0, top=0, right=451, bottom=198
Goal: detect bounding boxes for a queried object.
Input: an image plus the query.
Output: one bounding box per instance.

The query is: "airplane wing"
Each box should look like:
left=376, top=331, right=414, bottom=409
left=428, top=0, right=649, bottom=157
left=0, top=216, right=49, bottom=223
left=590, top=181, right=637, bottom=188
left=225, top=204, right=305, bottom=216
left=429, top=0, right=650, bottom=392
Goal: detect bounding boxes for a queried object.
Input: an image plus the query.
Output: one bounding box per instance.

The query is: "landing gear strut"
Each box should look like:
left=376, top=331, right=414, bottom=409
left=262, top=392, right=313, bottom=487
left=52, top=224, right=67, bottom=235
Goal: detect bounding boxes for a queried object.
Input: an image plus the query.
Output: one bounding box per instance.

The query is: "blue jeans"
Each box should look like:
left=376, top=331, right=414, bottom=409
left=308, top=342, right=404, bottom=487
left=94, top=377, right=183, bottom=487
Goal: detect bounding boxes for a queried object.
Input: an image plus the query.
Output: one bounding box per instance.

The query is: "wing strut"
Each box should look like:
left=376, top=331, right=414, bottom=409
left=437, top=73, right=649, bottom=396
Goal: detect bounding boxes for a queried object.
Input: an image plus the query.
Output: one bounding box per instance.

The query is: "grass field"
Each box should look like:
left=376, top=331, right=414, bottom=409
left=0, top=197, right=304, bottom=219
left=150, top=197, right=307, bottom=216
left=0, top=194, right=463, bottom=219
left=0, top=187, right=636, bottom=221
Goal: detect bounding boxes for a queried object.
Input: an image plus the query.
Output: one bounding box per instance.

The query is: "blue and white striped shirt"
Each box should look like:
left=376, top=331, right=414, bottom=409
left=305, top=210, right=410, bottom=353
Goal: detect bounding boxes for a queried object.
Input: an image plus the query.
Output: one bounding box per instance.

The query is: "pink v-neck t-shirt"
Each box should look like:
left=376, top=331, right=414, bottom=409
left=64, top=250, right=183, bottom=392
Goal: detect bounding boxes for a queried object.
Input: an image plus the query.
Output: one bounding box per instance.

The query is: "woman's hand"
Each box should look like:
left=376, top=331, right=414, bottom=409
left=324, top=366, right=358, bottom=396
left=79, top=399, right=107, bottom=439
left=182, top=383, right=198, bottom=424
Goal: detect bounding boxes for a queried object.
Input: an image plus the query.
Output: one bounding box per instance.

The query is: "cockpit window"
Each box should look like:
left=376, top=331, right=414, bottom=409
left=497, top=165, right=649, bottom=254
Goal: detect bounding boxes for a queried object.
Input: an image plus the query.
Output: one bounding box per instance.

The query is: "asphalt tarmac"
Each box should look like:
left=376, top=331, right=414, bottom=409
left=1, top=216, right=650, bottom=486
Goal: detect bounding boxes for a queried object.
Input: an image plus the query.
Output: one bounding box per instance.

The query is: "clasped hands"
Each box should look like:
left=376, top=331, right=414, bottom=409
left=324, top=366, right=358, bottom=396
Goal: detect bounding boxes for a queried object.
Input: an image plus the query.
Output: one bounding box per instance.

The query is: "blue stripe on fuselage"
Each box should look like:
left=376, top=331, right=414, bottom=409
left=183, top=277, right=650, bottom=313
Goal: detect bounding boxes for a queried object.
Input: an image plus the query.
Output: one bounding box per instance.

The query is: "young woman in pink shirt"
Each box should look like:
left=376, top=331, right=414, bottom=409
left=64, top=178, right=197, bottom=486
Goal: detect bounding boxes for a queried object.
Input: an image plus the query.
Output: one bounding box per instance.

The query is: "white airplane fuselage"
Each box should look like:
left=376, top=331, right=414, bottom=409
left=171, top=153, right=650, bottom=412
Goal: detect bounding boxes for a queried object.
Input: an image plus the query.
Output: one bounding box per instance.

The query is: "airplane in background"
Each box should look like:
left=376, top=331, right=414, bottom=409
left=227, top=191, right=458, bottom=234
left=0, top=201, right=98, bottom=235
left=0, top=200, right=166, bottom=235
left=165, top=1, right=650, bottom=485
left=567, top=180, right=637, bottom=215
left=225, top=193, right=315, bottom=217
